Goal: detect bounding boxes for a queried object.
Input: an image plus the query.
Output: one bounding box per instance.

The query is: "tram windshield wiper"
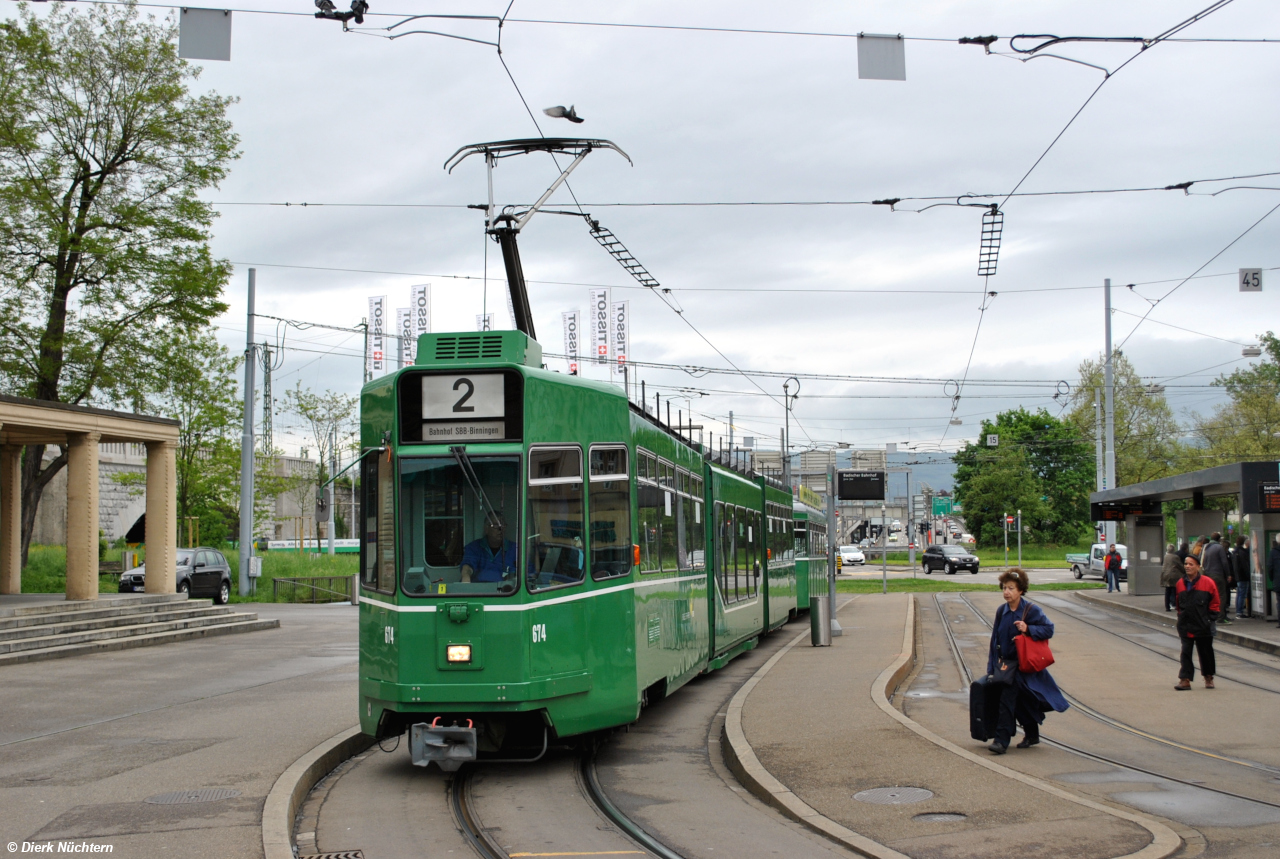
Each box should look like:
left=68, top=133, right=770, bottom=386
left=450, top=446, right=500, bottom=523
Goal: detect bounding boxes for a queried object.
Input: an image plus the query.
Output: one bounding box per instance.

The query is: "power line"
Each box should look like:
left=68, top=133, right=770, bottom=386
left=208, top=170, right=1280, bottom=210
left=1116, top=199, right=1280, bottom=350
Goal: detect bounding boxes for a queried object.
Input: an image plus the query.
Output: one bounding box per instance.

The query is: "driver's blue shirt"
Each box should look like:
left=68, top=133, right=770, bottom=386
left=461, top=538, right=518, bottom=582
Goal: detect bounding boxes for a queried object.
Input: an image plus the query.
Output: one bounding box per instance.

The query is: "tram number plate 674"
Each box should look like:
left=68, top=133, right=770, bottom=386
left=532, top=623, right=548, bottom=643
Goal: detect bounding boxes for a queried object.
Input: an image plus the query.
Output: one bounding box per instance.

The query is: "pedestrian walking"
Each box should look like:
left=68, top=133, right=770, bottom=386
left=1233, top=536, right=1250, bottom=619
left=1161, top=543, right=1184, bottom=612
left=984, top=569, right=1069, bottom=754
left=1270, top=536, right=1280, bottom=629
left=1177, top=540, right=1190, bottom=564
left=1190, top=537, right=1207, bottom=562
left=1201, top=532, right=1231, bottom=625
left=1174, top=555, right=1219, bottom=690
left=1104, top=543, right=1123, bottom=593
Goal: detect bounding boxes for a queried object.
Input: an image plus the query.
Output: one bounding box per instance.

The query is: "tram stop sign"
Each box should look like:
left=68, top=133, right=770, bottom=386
left=837, top=470, right=885, bottom=501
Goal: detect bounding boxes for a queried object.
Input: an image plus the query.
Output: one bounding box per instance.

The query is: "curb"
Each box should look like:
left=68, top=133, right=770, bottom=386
left=1075, top=591, right=1280, bottom=657
left=262, top=725, right=373, bottom=859
left=722, top=594, right=1184, bottom=859
left=721, top=597, right=912, bottom=859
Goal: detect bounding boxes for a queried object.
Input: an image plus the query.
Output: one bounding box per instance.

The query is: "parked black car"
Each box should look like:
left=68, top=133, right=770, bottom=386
left=923, top=544, right=980, bottom=575
left=118, top=547, right=232, bottom=604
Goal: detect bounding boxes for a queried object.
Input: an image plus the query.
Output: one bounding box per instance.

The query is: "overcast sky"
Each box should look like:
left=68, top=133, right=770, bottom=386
left=36, top=1, right=1280, bottom=469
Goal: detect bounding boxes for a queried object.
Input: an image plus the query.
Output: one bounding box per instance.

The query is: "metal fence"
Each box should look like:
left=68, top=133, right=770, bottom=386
left=272, top=574, right=357, bottom=604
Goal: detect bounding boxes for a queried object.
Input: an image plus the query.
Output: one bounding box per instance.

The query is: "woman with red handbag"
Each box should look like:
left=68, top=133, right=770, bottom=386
left=984, top=568, right=1069, bottom=755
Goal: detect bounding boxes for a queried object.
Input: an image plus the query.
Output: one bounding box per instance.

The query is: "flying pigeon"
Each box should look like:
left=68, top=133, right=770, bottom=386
left=543, top=105, right=584, bottom=123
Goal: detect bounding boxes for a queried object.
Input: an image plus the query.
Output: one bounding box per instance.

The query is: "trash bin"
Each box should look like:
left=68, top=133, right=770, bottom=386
left=810, top=595, right=831, bottom=646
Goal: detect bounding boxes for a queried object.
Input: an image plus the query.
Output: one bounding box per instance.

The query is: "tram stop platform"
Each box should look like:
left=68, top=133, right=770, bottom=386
left=724, top=593, right=1180, bottom=859
left=1076, top=590, right=1280, bottom=656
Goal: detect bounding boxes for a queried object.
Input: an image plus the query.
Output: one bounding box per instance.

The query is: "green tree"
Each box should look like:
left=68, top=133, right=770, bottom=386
left=1067, top=352, right=1183, bottom=486
left=1191, top=331, right=1280, bottom=465
left=282, top=383, right=358, bottom=486
left=0, top=2, right=238, bottom=564
left=149, top=337, right=241, bottom=544
left=954, top=408, right=1093, bottom=544
left=952, top=446, right=1047, bottom=548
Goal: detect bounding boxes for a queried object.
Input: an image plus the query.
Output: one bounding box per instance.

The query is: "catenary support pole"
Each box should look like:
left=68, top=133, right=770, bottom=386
left=1103, top=278, right=1117, bottom=545
left=327, top=428, right=336, bottom=556
left=826, top=463, right=842, bottom=635
left=238, top=269, right=257, bottom=596
left=880, top=501, right=888, bottom=594
left=1017, top=508, right=1022, bottom=568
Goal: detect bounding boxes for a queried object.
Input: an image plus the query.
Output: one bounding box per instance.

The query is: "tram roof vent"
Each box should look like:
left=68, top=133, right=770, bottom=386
left=418, top=330, right=543, bottom=368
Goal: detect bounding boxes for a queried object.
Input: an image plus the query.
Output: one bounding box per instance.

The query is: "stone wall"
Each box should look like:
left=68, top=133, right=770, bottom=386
left=31, top=443, right=148, bottom=545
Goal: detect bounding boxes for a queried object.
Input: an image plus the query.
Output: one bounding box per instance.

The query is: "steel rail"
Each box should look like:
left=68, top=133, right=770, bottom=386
left=931, top=592, right=1280, bottom=808
left=449, top=765, right=510, bottom=859
left=580, top=744, right=685, bottom=859
left=1033, top=594, right=1280, bottom=693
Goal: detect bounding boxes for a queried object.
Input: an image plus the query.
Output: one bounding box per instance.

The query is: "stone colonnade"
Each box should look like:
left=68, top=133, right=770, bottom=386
left=0, top=397, right=181, bottom=601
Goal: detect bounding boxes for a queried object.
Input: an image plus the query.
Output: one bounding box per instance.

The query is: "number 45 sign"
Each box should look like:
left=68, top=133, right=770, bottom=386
left=1239, top=268, right=1263, bottom=293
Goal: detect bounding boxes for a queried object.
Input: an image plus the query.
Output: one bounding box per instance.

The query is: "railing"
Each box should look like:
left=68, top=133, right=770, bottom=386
left=273, top=575, right=357, bottom=604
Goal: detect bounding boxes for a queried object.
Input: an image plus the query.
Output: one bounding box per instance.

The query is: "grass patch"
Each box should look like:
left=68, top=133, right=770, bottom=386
left=22, top=544, right=125, bottom=593
left=229, top=551, right=359, bottom=603
left=836, top=578, right=1105, bottom=594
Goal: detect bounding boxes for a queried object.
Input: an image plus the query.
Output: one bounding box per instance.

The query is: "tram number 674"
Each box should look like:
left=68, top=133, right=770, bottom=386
left=384, top=626, right=395, bottom=645
left=532, top=623, right=548, bottom=643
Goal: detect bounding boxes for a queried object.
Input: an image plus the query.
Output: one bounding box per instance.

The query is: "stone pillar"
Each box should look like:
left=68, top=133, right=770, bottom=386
left=145, top=440, right=177, bottom=595
left=66, top=431, right=102, bottom=601
left=0, top=443, right=21, bottom=595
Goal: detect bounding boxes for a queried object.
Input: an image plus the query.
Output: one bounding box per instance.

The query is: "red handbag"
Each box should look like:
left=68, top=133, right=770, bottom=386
left=1014, top=603, right=1055, bottom=673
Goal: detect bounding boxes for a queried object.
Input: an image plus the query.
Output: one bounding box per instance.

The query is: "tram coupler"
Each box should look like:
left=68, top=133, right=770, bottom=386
left=409, top=718, right=478, bottom=771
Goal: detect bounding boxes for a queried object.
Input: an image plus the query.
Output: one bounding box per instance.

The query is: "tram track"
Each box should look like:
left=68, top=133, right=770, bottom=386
left=930, top=591, right=1280, bottom=811
left=1032, top=593, right=1280, bottom=696
left=445, top=743, right=686, bottom=859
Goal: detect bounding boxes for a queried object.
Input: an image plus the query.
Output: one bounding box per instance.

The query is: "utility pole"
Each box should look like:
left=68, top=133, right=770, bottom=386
left=1017, top=508, right=1023, bottom=568
left=327, top=427, right=336, bottom=556
left=783, top=377, right=798, bottom=488
left=238, top=269, right=257, bottom=597
left=826, top=463, right=842, bottom=635
left=1003, top=511, right=1009, bottom=568
left=880, top=501, right=888, bottom=594
left=906, top=470, right=915, bottom=574
left=1103, top=278, right=1117, bottom=545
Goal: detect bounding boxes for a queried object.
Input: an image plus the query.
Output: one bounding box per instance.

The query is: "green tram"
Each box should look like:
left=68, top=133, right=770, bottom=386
left=357, top=330, right=803, bottom=766
left=792, top=497, right=829, bottom=610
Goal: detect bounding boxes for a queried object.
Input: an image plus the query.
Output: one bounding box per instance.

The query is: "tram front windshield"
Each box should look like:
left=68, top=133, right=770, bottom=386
left=399, top=455, right=520, bottom=596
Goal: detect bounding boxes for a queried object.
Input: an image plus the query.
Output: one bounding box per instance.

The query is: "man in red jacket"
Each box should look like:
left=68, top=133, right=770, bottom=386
left=1174, top=555, right=1219, bottom=690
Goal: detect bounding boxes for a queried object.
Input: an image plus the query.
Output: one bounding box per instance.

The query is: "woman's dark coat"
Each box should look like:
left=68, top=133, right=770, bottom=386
left=1161, top=551, right=1184, bottom=588
left=987, top=600, right=1069, bottom=716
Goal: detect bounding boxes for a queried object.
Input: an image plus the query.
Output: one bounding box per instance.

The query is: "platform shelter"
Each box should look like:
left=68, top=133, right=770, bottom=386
left=1090, top=461, right=1280, bottom=619
left=0, top=395, right=180, bottom=600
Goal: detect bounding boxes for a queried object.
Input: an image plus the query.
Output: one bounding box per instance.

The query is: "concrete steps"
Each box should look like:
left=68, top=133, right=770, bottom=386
left=0, top=595, right=279, bottom=665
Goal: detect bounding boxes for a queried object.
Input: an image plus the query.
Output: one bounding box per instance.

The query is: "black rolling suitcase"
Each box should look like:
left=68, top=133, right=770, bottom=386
left=969, top=676, right=1001, bottom=741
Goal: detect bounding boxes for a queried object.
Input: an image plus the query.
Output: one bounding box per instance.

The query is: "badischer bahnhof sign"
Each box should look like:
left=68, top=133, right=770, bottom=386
left=837, top=470, right=886, bottom=501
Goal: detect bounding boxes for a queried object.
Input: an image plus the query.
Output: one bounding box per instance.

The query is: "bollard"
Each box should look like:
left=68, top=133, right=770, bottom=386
left=810, top=595, right=831, bottom=646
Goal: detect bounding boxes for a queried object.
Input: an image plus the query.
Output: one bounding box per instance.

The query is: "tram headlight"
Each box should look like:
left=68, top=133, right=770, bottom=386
left=446, top=644, right=472, bottom=663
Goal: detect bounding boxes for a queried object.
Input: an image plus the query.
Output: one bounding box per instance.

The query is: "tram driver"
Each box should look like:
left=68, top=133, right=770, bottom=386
left=460, top=511, right=519, bottom=583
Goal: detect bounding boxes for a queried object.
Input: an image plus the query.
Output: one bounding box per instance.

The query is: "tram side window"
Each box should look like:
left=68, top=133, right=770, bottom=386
left=715, top=503, right=730, bottom=603
left=795, top=521, right=807, bottom=559
left=360, top=451, right=381, bottom=591
left=733, top=507, right=745, bottom=601
left=688, top=476, right=705, bottom=570
left=659, top=462, right=677, bottom=570
left=528, top=446, right=586, bottom=592
left=589, top=445, right=632, bottom=580
left=637, top=450, right=662, bottom=573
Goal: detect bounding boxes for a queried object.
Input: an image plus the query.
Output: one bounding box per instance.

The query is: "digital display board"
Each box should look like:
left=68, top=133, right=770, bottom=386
left=1260, top=482, right=1280, bottom=512
left=837, top=470, right=885, bottom=501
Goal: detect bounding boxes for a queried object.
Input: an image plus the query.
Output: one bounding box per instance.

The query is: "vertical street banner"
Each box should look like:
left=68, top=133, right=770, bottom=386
left=396, top=307, right=412, bottom=368
left=562, top=310, right=580, bottom=375
left=367, top=295, right=386, bottom=377
left=476, top=313, right=494, bottom=331
left=411, top=283, right=431, bottom=349
left=590, top=288, right=610, bottom=365
left=611, top=300, right=629, bottom=375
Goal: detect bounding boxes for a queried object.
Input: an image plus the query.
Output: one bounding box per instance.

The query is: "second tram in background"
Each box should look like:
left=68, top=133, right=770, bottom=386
left=357, top=329, right=826, bottom=767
